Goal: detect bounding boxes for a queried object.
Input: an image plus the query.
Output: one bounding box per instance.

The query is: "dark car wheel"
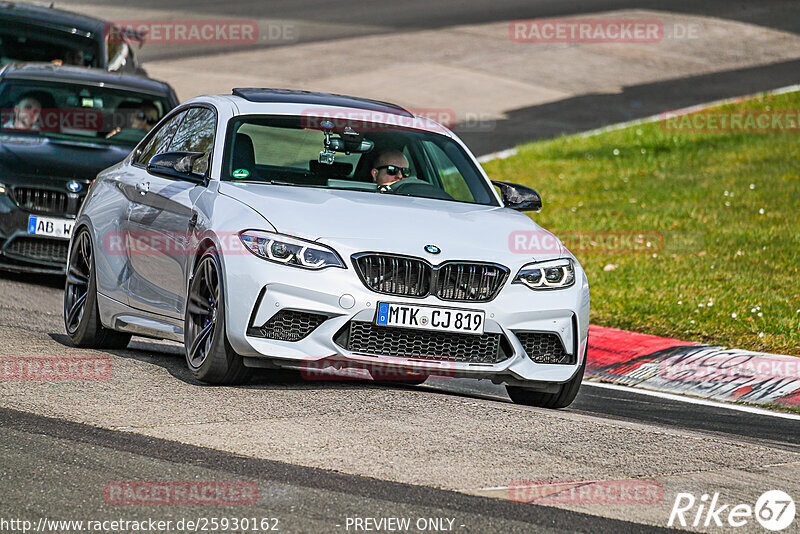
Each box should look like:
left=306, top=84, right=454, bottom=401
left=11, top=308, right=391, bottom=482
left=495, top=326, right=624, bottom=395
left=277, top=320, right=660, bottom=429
left=64, top=228, right=131, bottom=349
left=506, top=349, right=587, bottom=409
left=184, top=248, right=251, bottom=385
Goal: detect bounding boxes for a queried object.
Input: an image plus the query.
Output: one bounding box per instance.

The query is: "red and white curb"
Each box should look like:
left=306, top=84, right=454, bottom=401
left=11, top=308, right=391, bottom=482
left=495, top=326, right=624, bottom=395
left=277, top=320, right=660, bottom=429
left=586, top=325, right=800, bottom=409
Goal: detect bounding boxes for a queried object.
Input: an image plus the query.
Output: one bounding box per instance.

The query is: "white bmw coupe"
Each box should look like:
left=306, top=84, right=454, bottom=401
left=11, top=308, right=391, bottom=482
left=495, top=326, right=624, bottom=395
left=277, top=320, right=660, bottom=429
left=64, top=88, right=590, bottom=408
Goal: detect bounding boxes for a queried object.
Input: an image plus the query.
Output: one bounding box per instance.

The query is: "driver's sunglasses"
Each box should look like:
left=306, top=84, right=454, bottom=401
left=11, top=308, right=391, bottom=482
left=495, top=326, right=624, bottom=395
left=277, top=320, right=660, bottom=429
left=135, top=112, right=158, bottom=126
left=376, top=165, right=410, bottom=178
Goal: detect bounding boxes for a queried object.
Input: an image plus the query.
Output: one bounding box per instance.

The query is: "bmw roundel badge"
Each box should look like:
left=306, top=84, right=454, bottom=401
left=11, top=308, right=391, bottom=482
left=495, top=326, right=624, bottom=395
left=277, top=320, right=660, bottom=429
left=67, top=181, right=83, bottom=193
left=424, top=244, right=441, bottom=255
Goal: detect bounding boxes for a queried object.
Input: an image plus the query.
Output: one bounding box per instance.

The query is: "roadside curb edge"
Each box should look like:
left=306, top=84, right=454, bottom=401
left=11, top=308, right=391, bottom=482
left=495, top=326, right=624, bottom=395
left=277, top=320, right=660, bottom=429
left=585, top=325, right=800, bottom=409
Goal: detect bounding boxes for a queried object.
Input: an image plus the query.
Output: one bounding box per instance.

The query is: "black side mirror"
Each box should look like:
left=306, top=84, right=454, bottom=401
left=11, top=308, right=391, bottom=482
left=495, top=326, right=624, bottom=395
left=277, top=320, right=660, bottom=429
left=492, top=180, right=542, bottom=212
left=147, top=151, right=206, bottom=183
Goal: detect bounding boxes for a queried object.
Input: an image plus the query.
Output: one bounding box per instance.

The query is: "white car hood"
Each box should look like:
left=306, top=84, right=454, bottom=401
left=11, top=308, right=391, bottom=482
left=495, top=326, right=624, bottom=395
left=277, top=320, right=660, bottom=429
left=219, top=182, right=567, bottom=265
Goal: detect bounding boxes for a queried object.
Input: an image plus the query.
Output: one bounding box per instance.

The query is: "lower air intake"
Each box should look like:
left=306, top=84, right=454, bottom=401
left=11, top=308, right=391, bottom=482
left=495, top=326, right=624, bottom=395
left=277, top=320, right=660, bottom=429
left=248, top=310, right=327, bottom=341
left=5, top=237, right=69, bottom=264
left=515, top=332, right=574, bottom=364
left=339, top=321, right=511, bottom=364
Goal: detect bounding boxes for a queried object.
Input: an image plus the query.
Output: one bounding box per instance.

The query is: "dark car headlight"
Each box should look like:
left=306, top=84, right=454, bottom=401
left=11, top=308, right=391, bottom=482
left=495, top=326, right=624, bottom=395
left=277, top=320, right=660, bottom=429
left=239, top=230, right=345, bottom=270
left=513, top=258, right=575, bottom=290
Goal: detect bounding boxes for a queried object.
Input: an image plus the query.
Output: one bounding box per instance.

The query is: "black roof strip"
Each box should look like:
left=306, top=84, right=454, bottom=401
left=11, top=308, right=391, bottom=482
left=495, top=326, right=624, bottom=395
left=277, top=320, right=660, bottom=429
left=232, top=88, right=414, bottom=118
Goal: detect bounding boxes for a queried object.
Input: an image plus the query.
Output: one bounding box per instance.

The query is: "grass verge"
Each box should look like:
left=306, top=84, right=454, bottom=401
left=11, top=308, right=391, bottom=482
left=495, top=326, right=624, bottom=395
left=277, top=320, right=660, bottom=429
left=483, top=90, right=800, bottom=355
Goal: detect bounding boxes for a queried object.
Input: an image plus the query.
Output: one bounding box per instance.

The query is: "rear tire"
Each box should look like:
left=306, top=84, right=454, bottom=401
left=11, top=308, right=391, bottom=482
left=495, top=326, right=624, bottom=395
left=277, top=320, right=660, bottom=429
left=506, top=349, right=586, bottom=409
left=64, top=228, right=131, bottom=349
left=184, top=248, right=251, bottom=385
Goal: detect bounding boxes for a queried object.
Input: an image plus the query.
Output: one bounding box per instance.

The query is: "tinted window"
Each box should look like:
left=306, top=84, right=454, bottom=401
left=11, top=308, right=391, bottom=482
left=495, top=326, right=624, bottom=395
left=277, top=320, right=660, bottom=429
left=135, top=110, right=186, bottom=165
left=168, top=107, right=216, bottom=175
left=0, top=23, right=100, bottom=67
left=422, top=141, right=474, bottom=203
left=0, top=80, right=172, bottom=145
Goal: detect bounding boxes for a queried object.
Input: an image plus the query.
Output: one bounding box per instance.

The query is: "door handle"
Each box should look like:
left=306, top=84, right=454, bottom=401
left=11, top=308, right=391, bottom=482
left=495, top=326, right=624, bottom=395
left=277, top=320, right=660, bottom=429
left=135, top=181, right=149, bottom=195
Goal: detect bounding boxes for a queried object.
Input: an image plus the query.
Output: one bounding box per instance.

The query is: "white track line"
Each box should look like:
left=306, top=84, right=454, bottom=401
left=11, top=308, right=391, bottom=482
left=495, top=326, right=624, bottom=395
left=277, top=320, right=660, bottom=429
left=477, top=147, right=518, bottom=163
left=575, top=83, right=800, bottom=139
left=583, top=381, right=800, bottom=421
left=477, top=83, right=800, bottom=162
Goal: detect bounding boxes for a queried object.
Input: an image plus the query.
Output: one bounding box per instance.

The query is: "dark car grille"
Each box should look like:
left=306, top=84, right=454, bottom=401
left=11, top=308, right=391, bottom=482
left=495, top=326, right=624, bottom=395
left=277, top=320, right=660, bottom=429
left=353, top=254, right=430, bottom=297
left=353, top=253, right=508, bottom=302
left=515, top=332, right=574, bottom=364
left=337, top=321, right=511, bottom=364
left=4, top=237, right=69, bottom=264
left=247, top=310, right=328, bottom=341
left=436, top=263, right=508, bottom=301
left=12, top=187, right=71, bottom=215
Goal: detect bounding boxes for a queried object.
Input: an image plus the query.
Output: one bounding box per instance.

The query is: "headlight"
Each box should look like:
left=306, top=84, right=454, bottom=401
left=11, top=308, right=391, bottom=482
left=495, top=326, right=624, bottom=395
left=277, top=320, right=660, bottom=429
left=239, top=230, right=345, bottom=270
left=0, top=183, right=6, bottom=195
left=513, top=258, right=575, bottom=290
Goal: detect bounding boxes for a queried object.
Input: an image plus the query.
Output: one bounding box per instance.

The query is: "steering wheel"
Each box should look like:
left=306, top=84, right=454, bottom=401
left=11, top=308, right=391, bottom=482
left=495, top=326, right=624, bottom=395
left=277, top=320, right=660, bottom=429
left=390, top=179, right=454, bottom=201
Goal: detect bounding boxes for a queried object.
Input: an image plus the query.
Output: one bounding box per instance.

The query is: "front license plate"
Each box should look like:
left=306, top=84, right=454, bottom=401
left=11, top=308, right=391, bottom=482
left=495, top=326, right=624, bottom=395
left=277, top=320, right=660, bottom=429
left=375, top=302, right=485, bottom=335
left=27, top=216, right=73, bottom=239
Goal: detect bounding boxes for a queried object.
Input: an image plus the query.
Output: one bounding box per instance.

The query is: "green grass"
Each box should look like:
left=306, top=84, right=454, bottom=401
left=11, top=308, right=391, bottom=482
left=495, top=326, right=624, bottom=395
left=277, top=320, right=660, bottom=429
left=483, top=91, right=800, bottom=355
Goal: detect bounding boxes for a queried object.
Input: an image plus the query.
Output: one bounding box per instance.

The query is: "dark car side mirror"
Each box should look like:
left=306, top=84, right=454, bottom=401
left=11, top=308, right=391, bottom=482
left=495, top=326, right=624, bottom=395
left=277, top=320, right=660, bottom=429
left=492, top=180, right=542, bottom=212
left=147, top=151, right=207, bottom=183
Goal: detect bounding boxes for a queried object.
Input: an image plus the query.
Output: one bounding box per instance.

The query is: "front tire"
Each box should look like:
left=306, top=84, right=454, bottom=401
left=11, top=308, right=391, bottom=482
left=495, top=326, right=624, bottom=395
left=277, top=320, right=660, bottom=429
left=184, top=248, right=251, bottom=385
left=506, top=349, right=586, bottom=409
left=64, top=228, right=131, bottom=349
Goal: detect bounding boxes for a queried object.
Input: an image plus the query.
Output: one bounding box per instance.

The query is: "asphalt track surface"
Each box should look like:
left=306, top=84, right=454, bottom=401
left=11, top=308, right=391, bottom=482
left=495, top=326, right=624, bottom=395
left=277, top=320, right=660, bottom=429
left=59, top=0, right=800, bottom=49
left=51, top=0, right=800, bottom=154
left=3, top=1, right=800, bottom=530
left=1, top=407, right=673, bottom=534
left=4, top=272, right=800, bottom=453
left=1, top=271, right=799, bottom=532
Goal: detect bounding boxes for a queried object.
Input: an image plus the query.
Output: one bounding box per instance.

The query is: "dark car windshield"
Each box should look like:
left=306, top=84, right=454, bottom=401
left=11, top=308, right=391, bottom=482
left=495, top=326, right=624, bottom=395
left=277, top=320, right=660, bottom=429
left=0, top=80, right=172, bottom=145
left=0, top=23, right=100, bottom=68
left=222, top=116, right=499, bottom=206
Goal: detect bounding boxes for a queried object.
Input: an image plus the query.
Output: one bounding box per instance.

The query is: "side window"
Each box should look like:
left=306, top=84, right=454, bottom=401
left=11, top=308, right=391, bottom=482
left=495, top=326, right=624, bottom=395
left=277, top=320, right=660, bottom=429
left=401, top=146, right=419, bottom=179
left=134, top=110, right=187, bottom=166
left=421, top=141, right=475, bottom=202
left=168, top=107, right=216, bottom=175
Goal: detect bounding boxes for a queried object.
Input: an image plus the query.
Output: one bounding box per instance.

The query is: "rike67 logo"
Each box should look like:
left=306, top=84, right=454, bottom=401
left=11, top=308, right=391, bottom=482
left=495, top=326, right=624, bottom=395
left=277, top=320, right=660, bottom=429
left=668, top=490, right=795, bottom=531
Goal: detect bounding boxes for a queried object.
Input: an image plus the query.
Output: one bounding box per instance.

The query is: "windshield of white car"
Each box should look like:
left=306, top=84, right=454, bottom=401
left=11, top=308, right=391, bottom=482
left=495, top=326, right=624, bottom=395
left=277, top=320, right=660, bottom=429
left=221, top=115, right=500, bottom=207
left=0, top=80, right=172, bottom=145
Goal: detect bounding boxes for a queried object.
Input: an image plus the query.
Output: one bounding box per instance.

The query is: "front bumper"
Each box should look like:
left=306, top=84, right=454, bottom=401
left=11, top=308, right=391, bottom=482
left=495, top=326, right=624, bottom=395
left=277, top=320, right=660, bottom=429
left=0, top=197, right=71, bottom=274
left=222, top=250, right=590, bottom=385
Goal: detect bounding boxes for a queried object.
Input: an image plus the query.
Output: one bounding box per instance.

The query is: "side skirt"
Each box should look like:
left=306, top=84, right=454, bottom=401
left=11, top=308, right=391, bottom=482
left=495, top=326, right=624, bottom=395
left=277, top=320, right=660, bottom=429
left=97, top=293, right=184, bottom=342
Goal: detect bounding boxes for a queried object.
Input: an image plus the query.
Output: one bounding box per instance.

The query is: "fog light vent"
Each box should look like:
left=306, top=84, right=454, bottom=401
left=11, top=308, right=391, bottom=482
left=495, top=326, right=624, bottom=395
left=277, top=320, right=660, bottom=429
left=514, top=332, right=574, bottom=364
left=248, top=310, right=327, bottom=341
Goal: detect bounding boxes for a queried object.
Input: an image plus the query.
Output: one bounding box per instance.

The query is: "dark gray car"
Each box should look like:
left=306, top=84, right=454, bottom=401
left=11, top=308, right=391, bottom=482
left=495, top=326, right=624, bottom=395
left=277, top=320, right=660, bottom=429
left=0, top=63, right=178, bottom=274
left=0, top=1, right=145, bottom=74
